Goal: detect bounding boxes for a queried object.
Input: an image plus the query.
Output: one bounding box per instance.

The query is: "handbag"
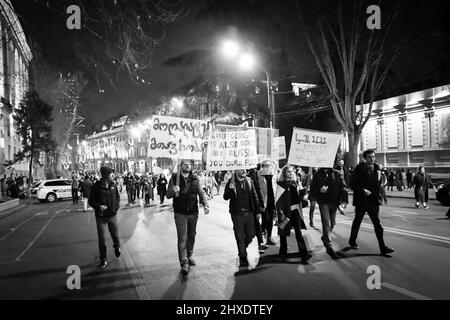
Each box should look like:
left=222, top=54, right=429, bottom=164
left=278, top=210, right=290, bottom=230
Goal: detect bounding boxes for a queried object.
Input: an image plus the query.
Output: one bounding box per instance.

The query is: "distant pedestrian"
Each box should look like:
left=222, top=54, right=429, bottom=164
left=126, top=173, right=136, bottom=204
left=166, top=160, right=209, bottom=276
left=406, top=169, right=413, bottom=189
left=88, top=167, right=121, bottom=269
left=348, top=149, right=394, bottom=255
left=117, top=175, right=124, bottom=193
left=306, top=167, right=318, bottom=227
left=412, top=166, right=436, bottom=209
left=257, top=160, right=277, bottom=246
left=157, top=174, right=168, bottom=204
left=275, top=165, right=312, bottom=264
left=387, top=170, right=396, bottom=191
left=142, top=177, right=152, bottom=205
left=224, top=169, right=260, bottom=267
left=380, top=167, right=388, bottom=204
left=71, top=175, right=79, bottom=204
left=79, top=175, right=93, bottom=212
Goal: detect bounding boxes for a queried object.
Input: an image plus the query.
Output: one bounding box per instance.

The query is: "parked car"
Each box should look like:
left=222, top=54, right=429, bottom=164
left=436, top=184, right=450, bottom=206
left=36, top=179, right=79, bottom=203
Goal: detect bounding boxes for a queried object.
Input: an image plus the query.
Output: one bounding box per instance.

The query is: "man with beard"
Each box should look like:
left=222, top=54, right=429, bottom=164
left=166, top=160, right=209, bottom=276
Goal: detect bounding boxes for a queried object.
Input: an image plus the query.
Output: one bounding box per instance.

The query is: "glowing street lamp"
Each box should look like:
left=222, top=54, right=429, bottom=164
left=219, top=39, right=240, bottom=59
left=238, top=53, right=257, bottom=72
left=171, top=97, right=184, bottom=109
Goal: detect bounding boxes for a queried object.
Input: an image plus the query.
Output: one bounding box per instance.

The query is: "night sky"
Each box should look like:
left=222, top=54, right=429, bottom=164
left=9, top=0, right=450, bottom=130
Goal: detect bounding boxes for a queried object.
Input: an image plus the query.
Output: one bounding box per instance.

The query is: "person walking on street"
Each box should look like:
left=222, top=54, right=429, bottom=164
left=258, top=160, right=277, bottom=246
left=412, top=166, right=436, bottom=209
left=406, top=169, right=413, bottom=189
left=348, top=149, right=394, bottom=256
left=224, top=169, right=261, bottom=267
left=166, top=160, right=209, bottom=276
left=387, top=170, right=396, bottom=191
left=79, top=175, right=94, bottom=212
left=275, top=165, right=312, bottom=264
left=379, top=166, right=388, bottom=204
left=71, top=175, right=79, bottom=204
left=310, top=167, right=348, bottom=258
left=88, top=167, right=121, bottom=269
left=142, top=177, right=152, bottom=206
left=126, top=173, right=136, bottom=205
left=305, top=167, right=318, bottom=227
left=157, top=174, right=168, bottom=204
left=248, top=167, right=269, bottom=254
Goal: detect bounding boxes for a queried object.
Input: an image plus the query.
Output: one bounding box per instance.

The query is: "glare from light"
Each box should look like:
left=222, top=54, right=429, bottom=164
left=171, top=97, right=184, bottom=109
left=130, top=126, right=142, bottom=138
left=238, top=53, right=256, bottom=72
left=220, top=39, right=240, bottom=59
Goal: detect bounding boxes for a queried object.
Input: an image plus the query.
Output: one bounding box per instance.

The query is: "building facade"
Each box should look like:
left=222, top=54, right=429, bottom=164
left=360, top=84, right=450, bottom=171
left=0, top=0, right=32, bottom=176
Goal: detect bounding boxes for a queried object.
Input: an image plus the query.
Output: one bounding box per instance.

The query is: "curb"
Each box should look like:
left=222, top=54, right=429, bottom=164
left=0, top=204, right=27, bottom=219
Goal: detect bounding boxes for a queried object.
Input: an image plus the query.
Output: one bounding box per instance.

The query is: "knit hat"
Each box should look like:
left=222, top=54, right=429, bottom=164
left=100, top=166, right=114, bottom=179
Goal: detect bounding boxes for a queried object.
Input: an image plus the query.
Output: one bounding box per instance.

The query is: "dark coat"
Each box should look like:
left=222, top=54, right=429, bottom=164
left=310, top=169, right=348, bottom=205
left=157, top=177, right=168, bottom=195
left=166, top=173, right=208, bottom=214
left=412, top=173, right=434, bottom=202
left=79, top=179, right=93, bottom=198
left=275, top=180, right=303, bottom=237
left=88, top=179, right=121, bottom=218
left=223, top=177, right=261, bottom=216
left=350, top=162, right=383, bottom=207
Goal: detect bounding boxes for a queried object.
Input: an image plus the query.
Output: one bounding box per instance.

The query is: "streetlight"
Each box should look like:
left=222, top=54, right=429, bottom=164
left=218, top=38, right=275, bottom=128
left=171, top=97, right=184, bottom=110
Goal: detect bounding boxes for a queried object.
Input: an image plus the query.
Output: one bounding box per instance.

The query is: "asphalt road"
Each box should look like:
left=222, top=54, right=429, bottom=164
left=0, top=192, right=449, bottom=300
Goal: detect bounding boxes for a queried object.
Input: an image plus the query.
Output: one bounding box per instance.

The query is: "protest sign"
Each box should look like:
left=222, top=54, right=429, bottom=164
left=206, top=130, right=258, bottom=171
left=148, top=116, right=208, bottom=160
left=271, top=136, right=286, bottom=160
left=288, top=128, right=342, bottom=168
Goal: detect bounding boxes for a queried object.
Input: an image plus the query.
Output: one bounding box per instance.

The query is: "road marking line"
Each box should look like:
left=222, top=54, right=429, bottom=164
left=120, top=239, right=151, bottom=300
left=382, top=282, right=433, bottom=300
left=15, top=204, right=69, bottom=261
left=393, top=211, right=418, bottom=215
left=0, top=204, right=58, bottom=243
left=337, top=220, right=450, bottom=244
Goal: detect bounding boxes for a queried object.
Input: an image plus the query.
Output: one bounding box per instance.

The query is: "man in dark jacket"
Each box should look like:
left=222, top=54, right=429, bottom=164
left=223, top=169, right=261, bottom=267
left=79, top=175, right=94, bottom=212
left=88, top=166, right=121, bottom=269
left=166, top=160, right=209, bottom=276
left=248, top=168, right=269, bottom=253
left=348, top=149, right=394, bottom=255
left=310, top=167, right=348, bottom=257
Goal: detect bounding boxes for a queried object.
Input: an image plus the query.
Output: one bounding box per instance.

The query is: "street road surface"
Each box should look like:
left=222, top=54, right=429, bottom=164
left=0, top=192, right=449, bottom=300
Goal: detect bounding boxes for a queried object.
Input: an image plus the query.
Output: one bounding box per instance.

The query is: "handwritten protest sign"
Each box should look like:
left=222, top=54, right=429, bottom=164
left=148, top=116, right=208, bottom=160
left=215, top=124, right=278, bottom=162
left=288, top=128, right=342, bottom=168
left=207, top=130, right=258, bottom=171
left=271, top=136, right=286, bottom=160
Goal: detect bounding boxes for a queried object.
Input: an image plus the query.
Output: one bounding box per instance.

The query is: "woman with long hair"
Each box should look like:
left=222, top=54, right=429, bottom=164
left=275, top=165, right=312, bottom=264
left=157, top=174, right=168, bottom=204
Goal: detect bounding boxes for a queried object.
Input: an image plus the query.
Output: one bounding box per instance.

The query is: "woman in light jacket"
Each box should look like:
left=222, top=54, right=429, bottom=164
left=275, top=165, right=312, bottom=264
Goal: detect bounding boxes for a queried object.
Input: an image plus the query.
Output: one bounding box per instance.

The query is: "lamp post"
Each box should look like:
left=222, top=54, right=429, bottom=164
left=219, top=38, right=274, bottom=128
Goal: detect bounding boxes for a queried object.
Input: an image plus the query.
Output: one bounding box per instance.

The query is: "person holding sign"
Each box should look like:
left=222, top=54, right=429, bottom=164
left=257, top=160, right=278, bottom=246
left=310, top=167, right=348, bottom=258
left=166, top=160, right=209, bottom=276
left=223, top=170, right=261, bottom=267
left=275, top=165, right=312, bottom=264
left=348, top=149, right=395, bottom=256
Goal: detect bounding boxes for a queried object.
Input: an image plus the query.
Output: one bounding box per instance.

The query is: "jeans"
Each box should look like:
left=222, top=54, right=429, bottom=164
left=318, top=203, right=338, bottom=248
left=279, top=210, right=308, bottom=256
left=309, top=200, right=317, bottom=222
left=72, top=189, right=79, bottom=204
left=174, top=213, right=198, bottom=266
left=127, top=188, right=136, bottom=203
left=95, top=215, right=120, bottom=261
left=160, top=193, right=165, bottom=204
left=349, top=204, right=386, bottom=250
left=231, top=211, right=256, bottom=259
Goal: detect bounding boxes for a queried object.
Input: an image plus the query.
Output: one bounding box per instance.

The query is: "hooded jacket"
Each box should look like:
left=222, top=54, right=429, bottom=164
left=88, top=179, right=121, bottom=218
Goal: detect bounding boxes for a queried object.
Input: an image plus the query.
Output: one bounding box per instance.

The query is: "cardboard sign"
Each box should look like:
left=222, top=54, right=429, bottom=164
left=206, top=130, right=258, bottom=171
left=148, top=116, right=208, bottom=160
left=288, top=128, right=342, bottom=168
left=271, top=136, right=286, bottom=160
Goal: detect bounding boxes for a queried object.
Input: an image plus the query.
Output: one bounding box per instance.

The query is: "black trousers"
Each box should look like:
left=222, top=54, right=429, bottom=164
left=95, top=215, right=120, bottom=261
left=72, top=189, right=79, bottom=203
left=253, top=212, right=264, bottom=245
left=279, top=210, right=308, bottom=256
left=262, top=207, right=275, bottom=238
left=349, top=203, right=386, bottom=250
left=231, top=211, right=256, bottom=259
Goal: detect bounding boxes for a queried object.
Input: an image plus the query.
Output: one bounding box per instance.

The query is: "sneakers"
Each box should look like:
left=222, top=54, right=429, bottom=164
left=423, top=203, right=429, bottom=209
left=415, top=202, right=420, bottom=208
left=348, top=243, right=359, bottom=250
left=266, top=237, right=276, bottom=245
left=180, top=263, right=190, bottom=276
left=380, top=246, right=395, bottom=255
left=188, top=257, right=196, bottom=266
left=97, top=260, right=108, bottom=269
left=115, top=247, right=121, bottom=258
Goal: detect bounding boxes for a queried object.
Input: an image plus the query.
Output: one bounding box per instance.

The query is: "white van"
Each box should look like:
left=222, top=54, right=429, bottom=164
left=36, top=179, right=80, bottom=203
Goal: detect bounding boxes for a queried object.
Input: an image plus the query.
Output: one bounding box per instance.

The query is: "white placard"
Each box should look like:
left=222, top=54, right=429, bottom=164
left=206, top=130, right=258, bottom=171
left=288, top=128, right=342, bottom=168
left=271, top=136, right=286, bottom=160
left=148, top=116, right=208, bottom=160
